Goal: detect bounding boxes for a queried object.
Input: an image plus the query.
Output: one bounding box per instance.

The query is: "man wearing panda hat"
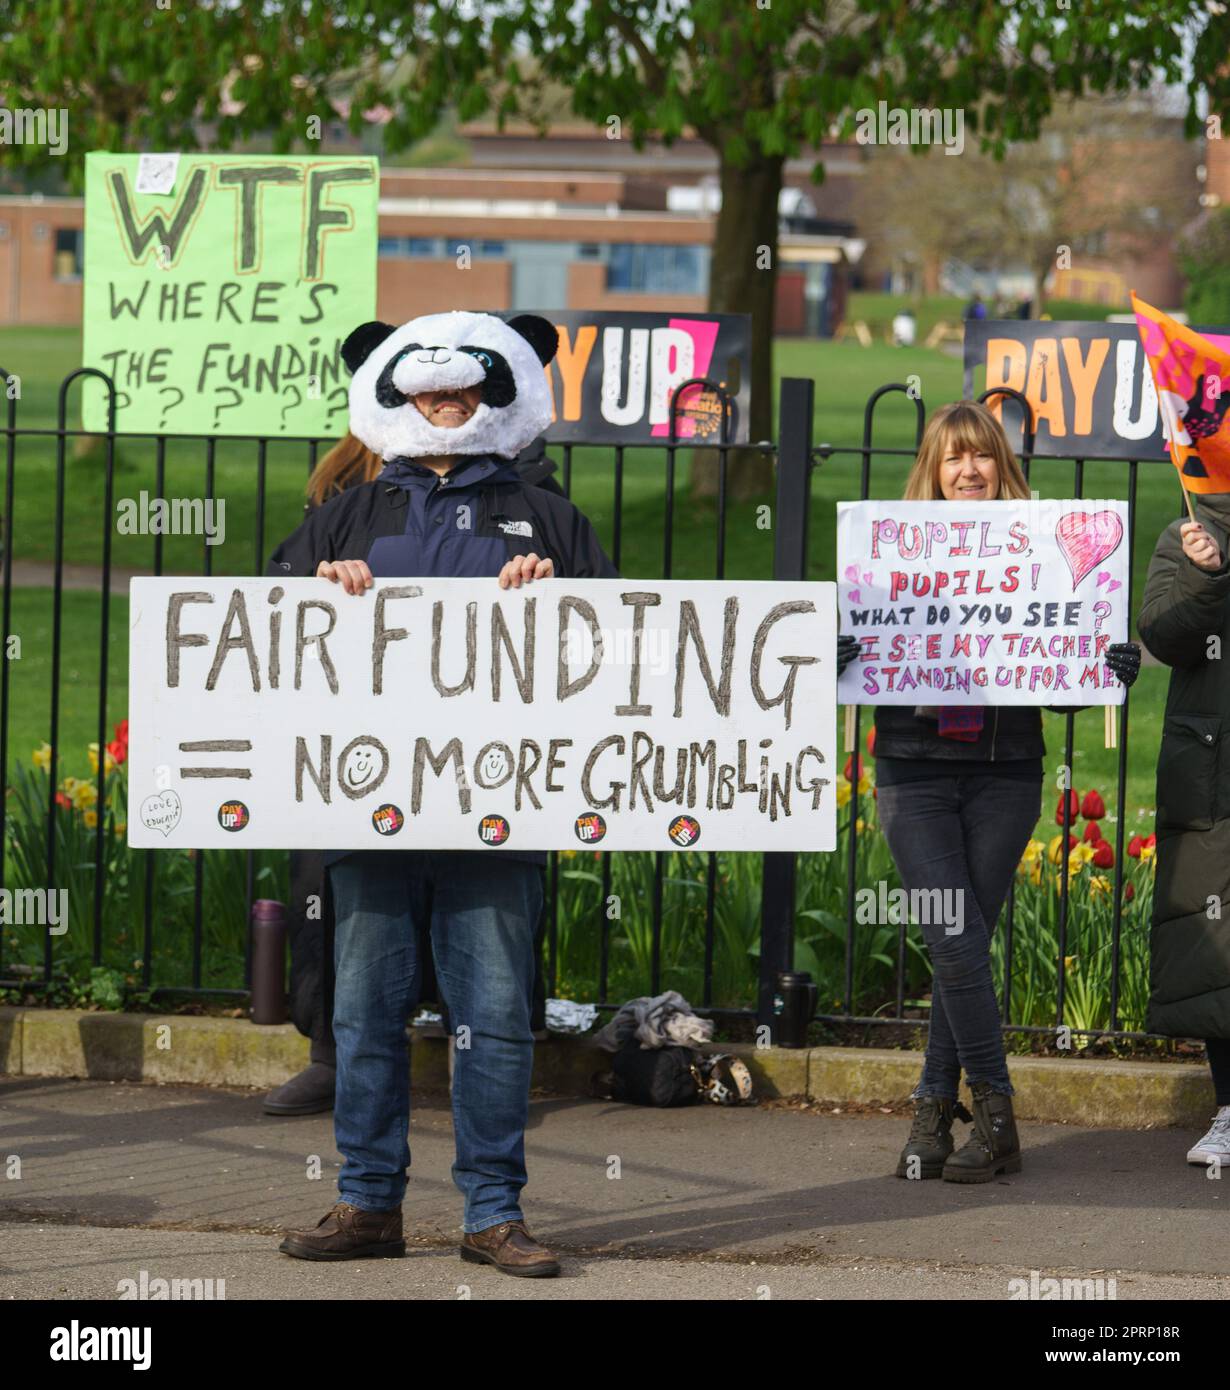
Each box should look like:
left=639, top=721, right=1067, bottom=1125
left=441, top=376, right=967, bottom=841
left=275, top=311, right=616, bottom=1277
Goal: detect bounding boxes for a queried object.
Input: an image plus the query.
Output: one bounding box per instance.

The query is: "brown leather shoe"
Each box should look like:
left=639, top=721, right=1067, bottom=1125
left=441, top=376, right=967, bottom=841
left=278, top=1201, right=405, bottom=1261
left=459, top=1220, right=560, bottom=1278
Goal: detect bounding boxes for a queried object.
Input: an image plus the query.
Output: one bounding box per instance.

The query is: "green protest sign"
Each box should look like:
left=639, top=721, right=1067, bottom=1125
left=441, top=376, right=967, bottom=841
left=82, top=152, right=378, bottom=437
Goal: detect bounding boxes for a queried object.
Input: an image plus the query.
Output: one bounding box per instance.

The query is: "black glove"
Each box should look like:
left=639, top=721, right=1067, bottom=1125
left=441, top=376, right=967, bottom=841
left=836, top=634, right=861, bottom=677
left=1105, top=641, right=1141, bottom=689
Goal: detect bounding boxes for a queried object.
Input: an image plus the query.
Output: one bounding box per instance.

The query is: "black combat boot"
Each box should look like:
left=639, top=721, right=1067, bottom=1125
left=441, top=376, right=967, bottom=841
left=942, top=1081, right=1022, bottom=1182
left=896, top=1095, right=972, bottom=1179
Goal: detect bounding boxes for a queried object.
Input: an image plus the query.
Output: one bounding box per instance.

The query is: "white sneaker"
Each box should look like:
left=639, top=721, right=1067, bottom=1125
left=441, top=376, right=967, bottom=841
left=1186, top=1105, right=1230, bottom=1164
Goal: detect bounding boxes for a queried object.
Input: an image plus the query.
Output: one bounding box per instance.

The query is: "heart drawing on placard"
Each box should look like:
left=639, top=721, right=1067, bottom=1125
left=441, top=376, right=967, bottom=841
left=848, top=589, right=862, bottom=604
left=140, top=790, right=182, bottom=837
left=844, top=564, right=860, bottom=583
left=1055, top=511, right=1123, bottom=590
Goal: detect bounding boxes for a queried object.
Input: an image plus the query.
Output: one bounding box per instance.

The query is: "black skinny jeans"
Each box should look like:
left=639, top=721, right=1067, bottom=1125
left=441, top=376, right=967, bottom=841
left=1207, top=1038, right=1230, bottom=1105
left=875, top=772, right=1042, bottom=1099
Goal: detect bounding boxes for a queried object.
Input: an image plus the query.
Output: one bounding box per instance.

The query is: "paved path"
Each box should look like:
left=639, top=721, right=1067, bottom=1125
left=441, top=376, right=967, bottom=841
left=6, top=560, right=151, bottom=597
left=1, top=1076, right=1225, bottom=1300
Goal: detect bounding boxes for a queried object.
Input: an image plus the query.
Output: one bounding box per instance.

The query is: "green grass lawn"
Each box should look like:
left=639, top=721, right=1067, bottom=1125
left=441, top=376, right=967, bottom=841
left=0, top=325, right=1173, bottom=843
left=3, top=587, right=129, bottom=783
left=843, top=292, right=1122, bottom=342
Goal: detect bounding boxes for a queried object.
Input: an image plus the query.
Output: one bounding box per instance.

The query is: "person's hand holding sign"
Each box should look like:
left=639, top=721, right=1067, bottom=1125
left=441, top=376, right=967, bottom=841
left=498, top=553, right=554, bottom=589
left=316, top=559, right=374, bottom=594
left=1180, top=521, right=1224, bottom=573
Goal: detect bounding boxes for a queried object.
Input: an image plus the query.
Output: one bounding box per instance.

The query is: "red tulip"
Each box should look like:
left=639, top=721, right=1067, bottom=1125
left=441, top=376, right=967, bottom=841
left=866, top=727, right=876, bottom=758
left=1124, top=882, right=1136, bottom=902
left=1127, top=835, right=1143, bottom=858
left=1144, top=833, right=1156, bottom=850
left=1081, top=789, right=1105, bottom=820
left=844, top=754, right=863, bottom=782
left=1082, top=821, right=1102, bottom=844
left=107, top=739, right=127, bottom=765
left=54, top=791, right=71, bottom=809
left=1092, top=842, right=1114, bottom=869
left=1054, top=790, right=1079, bottom=826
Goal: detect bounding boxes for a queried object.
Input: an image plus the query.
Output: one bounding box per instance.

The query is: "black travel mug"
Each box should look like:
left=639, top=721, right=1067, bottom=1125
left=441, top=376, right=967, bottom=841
left=774, top=970, right=819, bottom=1048
left=250, top=898, right=288, bottom=1024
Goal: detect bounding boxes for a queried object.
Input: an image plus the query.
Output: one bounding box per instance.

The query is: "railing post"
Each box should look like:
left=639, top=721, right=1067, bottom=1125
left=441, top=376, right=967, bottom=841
left=758, top=376, right=813, bottom=1030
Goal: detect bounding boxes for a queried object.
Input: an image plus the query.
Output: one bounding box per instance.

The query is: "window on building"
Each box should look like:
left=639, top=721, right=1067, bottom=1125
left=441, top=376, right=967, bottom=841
left=578, top=242, right=603, bottom=259
left=1073, top=230, right=1108, bottom=257
left=53, top=227, right=82, bottom=281
left=606, top=243, right=707, bottom=294
left=377, top=237, right=445, bottom=258
left=474, top=240, right=507, bottom=257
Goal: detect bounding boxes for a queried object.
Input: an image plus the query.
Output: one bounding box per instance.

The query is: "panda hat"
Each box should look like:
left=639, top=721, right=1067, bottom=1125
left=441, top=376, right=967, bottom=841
left=342, top=311, right=558, bottom=461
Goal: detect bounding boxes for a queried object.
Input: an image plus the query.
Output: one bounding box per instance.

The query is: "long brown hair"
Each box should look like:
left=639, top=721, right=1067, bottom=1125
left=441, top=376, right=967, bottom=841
left=306, top=432, right=384, bottom=508
left=903, top=401, right=1031, bottom=501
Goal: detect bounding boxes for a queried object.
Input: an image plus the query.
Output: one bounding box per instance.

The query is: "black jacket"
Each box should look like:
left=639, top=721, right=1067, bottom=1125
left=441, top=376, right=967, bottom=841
left=1138, top=493, right=1230, bottom=1039
left=873, top=705, right=1045, bottom=763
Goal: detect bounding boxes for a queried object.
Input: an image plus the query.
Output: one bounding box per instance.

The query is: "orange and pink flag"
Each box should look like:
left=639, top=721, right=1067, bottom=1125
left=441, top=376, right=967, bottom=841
left=1132, top=291, right=1230, bottom=494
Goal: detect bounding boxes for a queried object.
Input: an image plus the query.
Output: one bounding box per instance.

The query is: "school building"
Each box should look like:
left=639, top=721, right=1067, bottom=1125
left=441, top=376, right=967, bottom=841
left=0, top=124, right=857, bottom=333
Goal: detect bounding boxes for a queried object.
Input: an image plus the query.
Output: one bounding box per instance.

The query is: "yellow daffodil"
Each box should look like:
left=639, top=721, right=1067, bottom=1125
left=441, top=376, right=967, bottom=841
left=1066, top=845, right=1093, bottom=879
left=1028, top=859, right=1042, bottom=887
left=856, top=817, right=866, bottom=833
left=1140, top=843, right=1155, bottom=864
left=87, top=743, right=117, bottom=776
left=62, top=776, right=79, bottom=796
left=1047, top=834, right=1068, bottom=865
left=1020, top=839, right=1044, bottom=867
left=836, top=777, right=852, bottom=808
left=1089, top=875, right=1111, bottom=897
left=857, top=773, right=871, bottom=796
left=83, top=810, right=98, bottom=829
left=72, top=782, right=97, bottom=810
left=114, top=822, right=126, bottom=837
left=32, top=742, right=51, bottom=771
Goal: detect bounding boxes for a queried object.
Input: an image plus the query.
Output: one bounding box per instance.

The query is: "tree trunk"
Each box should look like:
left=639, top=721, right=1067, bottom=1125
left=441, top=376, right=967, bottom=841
left=1034, top=258, right=1051, bottom=318
left=689, top=148, right=784, bottom=501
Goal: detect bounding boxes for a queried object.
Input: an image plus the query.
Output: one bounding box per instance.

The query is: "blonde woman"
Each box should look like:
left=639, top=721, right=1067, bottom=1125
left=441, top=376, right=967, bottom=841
left=305, top=432, right=384, bottom=509
left=837, top=401, right=1140, bottom=1182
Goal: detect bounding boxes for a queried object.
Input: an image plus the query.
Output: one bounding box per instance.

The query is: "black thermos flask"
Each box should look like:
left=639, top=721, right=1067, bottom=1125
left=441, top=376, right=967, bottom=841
left=250, top=898, right=288, bottom=1024
left=774, top=971, right=818, bottom=1048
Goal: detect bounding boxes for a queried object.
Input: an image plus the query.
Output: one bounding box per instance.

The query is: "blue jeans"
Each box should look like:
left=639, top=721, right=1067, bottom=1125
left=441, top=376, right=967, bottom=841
left=875, top=774, right=1041, bottom=1099
left=328, top=852, right=543, bottom=1233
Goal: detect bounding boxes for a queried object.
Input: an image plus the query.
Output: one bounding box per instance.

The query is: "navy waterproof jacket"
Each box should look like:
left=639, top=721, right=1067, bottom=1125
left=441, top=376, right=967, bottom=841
left=266, top=451, right=618, bottom=868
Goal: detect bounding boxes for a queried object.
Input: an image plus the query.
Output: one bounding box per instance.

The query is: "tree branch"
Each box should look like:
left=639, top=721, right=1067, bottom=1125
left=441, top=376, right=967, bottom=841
left=601, top=2, right=668, bottom=98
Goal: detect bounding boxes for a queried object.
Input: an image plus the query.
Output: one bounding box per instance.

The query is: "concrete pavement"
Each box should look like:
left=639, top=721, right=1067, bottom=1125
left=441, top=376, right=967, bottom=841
left=1, top=1074, right=1227, bottom=1300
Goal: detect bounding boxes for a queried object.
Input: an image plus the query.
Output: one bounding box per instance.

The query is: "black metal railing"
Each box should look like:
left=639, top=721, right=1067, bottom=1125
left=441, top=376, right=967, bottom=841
left=0, top=367, right=1172, bottom=1044
left=0, top=368, right=775, bottom=1021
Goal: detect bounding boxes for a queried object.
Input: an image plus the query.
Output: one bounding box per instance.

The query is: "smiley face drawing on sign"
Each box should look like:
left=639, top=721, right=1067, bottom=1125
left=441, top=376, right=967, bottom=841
left=337, top=736, right=389, bottom=801
left=475, top=742, right=513, bottom=789
left=140, top=790, right=182, bottom=837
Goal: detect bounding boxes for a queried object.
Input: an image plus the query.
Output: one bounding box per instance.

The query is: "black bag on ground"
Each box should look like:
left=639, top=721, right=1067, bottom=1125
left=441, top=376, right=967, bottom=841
left=610, top=1042, right=701, bottom=1107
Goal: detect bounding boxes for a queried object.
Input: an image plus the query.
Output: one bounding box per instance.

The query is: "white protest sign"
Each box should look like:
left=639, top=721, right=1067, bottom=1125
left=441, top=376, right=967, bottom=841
left=837, top=499, right=1129, bottom=705
left=127, top=577, right=837, bottom=851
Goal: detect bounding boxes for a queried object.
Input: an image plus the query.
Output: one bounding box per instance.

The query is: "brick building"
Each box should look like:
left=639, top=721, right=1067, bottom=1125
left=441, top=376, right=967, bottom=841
left=0, top=124, right=857, bottom=332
